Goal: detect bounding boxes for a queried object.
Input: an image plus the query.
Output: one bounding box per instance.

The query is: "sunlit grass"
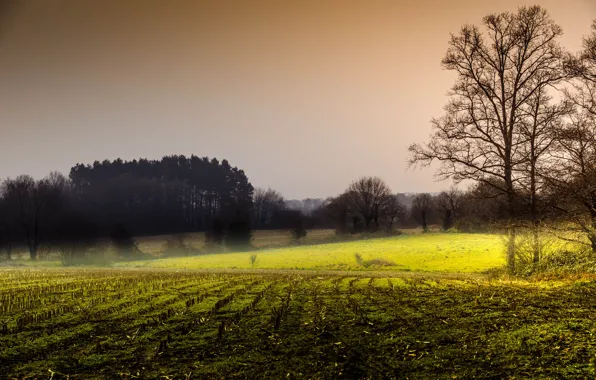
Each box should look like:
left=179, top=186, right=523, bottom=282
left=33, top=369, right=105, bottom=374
left=121, top=233, right=506, bottom=273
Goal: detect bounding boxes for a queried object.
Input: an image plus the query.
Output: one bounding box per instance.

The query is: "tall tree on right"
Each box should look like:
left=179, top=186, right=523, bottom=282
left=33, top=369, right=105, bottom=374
left=543, top=19, right=596, bottom=252
left=566, top=19, right=596, bottom=83
left=409, top=6, right=567, bottom=273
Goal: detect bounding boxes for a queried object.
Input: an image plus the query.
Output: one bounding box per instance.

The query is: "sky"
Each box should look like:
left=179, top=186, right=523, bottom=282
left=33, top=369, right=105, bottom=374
left=0, top=0, right=594, bottom=199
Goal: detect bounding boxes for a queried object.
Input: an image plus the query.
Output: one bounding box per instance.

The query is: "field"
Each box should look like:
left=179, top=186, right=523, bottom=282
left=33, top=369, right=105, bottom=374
left=126, top=233, right=505, bottom=272
left=2, top=268, right=596, bottom=379
left=1, top=232, right=593, bottom=378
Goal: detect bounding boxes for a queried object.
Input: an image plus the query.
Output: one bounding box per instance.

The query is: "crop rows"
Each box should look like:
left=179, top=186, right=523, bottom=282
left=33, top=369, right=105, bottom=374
left=2, top=269, right=596, bottom=379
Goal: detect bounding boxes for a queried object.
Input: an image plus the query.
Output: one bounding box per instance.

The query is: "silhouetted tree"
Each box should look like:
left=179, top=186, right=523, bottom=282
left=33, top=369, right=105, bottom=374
left=252, top=188, right=285, bottom=228
left=0, top=174, right=68, bottom=260
left=347, top=177, right=392, bottom=232
left=323, top=193, right=353, bottom=234
left=284, top=210, right=307, bottom=241
left=109, top=223, right=139, bottom=258
left=517, top=88, right=571, bottom=262
left=409, top=6, right=567, bottom=273
left=434, top=188, right=462, bottom=231
left=383, top=195, right=406, bottom=230
left=543, top=101, right=596, bottom=251
left=412, top=193, right=433, bottom=232
left=566, top=20, right=596, bottom=83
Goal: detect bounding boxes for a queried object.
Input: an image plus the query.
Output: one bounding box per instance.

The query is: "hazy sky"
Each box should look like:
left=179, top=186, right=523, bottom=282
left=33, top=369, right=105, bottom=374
left=0, top=0, right=594, bottom=199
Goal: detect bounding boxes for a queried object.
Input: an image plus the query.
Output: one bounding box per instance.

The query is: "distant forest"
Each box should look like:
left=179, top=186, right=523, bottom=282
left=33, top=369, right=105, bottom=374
left=0, top=152, right=510, bottom=262
left=69, top=156, right=253, bottom=236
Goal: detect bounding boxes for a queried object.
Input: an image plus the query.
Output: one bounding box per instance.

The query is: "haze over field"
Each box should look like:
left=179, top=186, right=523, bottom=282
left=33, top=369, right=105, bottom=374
left=0, top=0, right=594, bottom=198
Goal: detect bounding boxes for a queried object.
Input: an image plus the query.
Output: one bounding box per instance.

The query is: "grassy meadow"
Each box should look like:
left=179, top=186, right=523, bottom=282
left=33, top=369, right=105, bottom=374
left=124, top=233, right=505, bottom=273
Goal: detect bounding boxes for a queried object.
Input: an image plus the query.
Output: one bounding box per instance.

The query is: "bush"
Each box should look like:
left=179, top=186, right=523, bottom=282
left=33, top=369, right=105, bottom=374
left=512, top=228, right=593, bottom=277
left=109, top=224, right=141, bottom=259
left=354, top=253, right=396, bottom=268
left=226, top=217, right=253, bottom=251
left=292, top=222, right=308, bottom=241
left=364, top=258, right=396, bottom=267
left=354, top=253, right=364, bottom=266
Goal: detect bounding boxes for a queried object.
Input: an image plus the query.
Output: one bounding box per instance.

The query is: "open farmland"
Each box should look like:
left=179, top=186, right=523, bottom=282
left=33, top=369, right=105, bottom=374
left=2, top=268, right=596, bottom=379
left=124, top=234, right=506, bottom=272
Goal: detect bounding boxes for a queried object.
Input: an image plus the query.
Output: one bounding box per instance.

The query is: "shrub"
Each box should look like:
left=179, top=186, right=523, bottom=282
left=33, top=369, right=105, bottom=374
left=292, top=222, right=308, bottom=241
left=249, top=253, right=258, bottom=267
left=109, top=223, right=141, bottom=259
left=354, top=253, right=396, bottom=268
left=511, top=228, right=594, bottom=277
left=226, top=217, right=253, bottom=251
left=364, top=258, right=396, bottom=267
left=354, top=253, right=364, bottom=266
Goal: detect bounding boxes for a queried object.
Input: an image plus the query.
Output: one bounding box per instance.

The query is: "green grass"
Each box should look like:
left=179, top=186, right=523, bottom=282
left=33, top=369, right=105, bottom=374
left=120, top=233, right=505, bottom=273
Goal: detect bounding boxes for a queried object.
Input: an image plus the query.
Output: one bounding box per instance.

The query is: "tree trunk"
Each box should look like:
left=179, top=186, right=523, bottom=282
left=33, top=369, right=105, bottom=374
left=29, top=245, right=37, bottom=261
left=421, top=211, right=428, bottom=233
left=530, top=157, right=540, bottom=264
left=443, top=210, right=452, bottom=231
left=590, top=206, right=596, bottom=254
left=505, top=156, right=516, bottom=274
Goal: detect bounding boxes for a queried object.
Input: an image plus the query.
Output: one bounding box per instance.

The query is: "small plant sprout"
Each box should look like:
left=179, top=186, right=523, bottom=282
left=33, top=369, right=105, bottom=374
left=249, top=253, right=258, bottom=267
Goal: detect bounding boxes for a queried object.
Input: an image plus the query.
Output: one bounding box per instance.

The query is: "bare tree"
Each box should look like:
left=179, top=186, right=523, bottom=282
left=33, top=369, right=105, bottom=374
left=0, top=174, right=67, bottom=260
left=434, top=188, right=462, bottom=231
left=542, top=21, right=596, bottom=252
left=0, top=196, right=13, bottom=260
left=544, top=100, right=596, bottom=251
left=323, top=193, right=353, bottom=235
left=252, top=188, right=285, bottom=228
left=412, top=193, right=433, bottom=232
left=383, top=194, right=406, bottom=230
left=517, top=88, right=572, bottom=262
left=566, top=20, right=596, bottom=83
left=346, top=177, right=392, bottom=232
left=409, top=6, right=566, bottom=273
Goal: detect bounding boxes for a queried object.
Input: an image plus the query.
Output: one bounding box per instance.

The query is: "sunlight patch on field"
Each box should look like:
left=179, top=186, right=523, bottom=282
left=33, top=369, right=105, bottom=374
left=123, top=233, right=505, bottom=273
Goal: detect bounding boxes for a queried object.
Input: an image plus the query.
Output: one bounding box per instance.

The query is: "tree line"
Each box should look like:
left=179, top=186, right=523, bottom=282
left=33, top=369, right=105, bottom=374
left=0, top=153, right=502, bottom=264
left=0, top=156, right=255, bottom=261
